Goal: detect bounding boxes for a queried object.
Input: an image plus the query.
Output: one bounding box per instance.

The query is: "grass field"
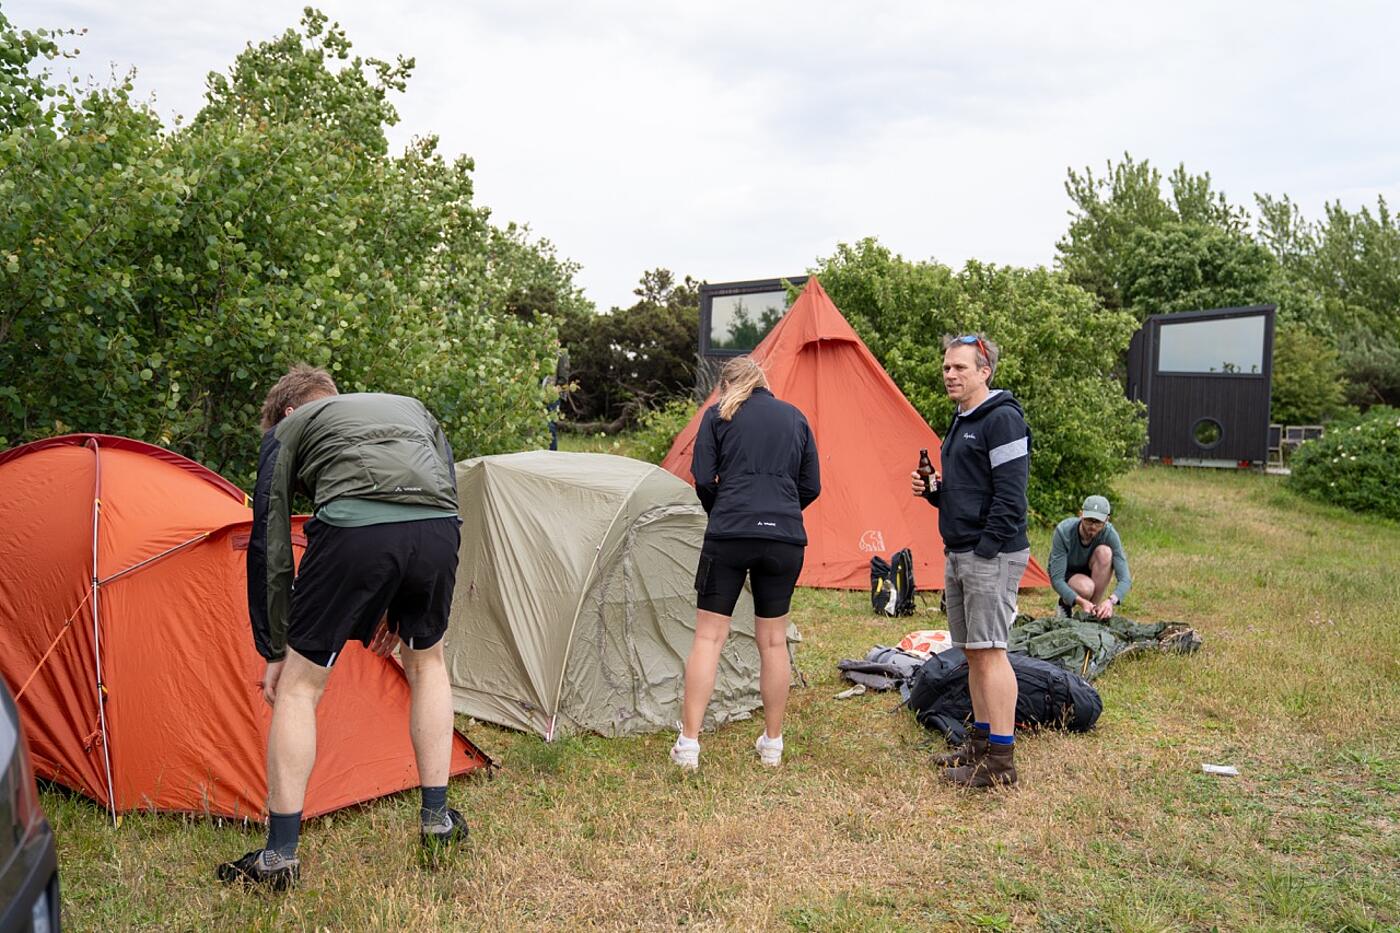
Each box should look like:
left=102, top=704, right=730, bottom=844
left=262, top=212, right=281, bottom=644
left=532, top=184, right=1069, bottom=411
left=42, top=466, right=1399, bottom=930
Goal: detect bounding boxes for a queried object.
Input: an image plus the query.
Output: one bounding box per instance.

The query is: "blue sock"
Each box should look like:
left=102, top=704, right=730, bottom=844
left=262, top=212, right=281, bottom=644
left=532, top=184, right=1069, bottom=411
left=421, top=785, right=449, bottom=826
left=973, top=722, right=990, bottom=734
left=266, top=810, right=301, bottom=859
left=989, top=732, right=1015, bottom=746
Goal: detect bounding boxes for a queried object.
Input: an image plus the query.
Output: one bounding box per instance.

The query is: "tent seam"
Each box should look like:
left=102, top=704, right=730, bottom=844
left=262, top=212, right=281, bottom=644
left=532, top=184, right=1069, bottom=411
left=545, top=466, right=655, bottom=739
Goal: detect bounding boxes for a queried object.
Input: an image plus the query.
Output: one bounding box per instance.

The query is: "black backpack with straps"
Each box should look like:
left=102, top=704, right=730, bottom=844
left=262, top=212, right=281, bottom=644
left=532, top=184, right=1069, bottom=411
left=869, top=547, right=916, bottom=617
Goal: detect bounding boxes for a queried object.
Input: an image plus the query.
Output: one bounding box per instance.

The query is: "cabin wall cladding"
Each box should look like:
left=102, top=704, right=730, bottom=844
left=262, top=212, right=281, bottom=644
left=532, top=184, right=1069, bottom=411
left=1127, top=305, right=1276, bottom=465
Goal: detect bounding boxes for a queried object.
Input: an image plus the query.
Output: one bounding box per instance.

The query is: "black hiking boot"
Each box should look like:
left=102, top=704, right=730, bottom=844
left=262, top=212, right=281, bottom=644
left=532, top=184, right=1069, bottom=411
left=216, top=848, right=300, bottom=891
left=420, top=807, right=469, bottom=849
left=933, top=725, right=989, bottom=769
left=943, top=741, right=1018, bottom=789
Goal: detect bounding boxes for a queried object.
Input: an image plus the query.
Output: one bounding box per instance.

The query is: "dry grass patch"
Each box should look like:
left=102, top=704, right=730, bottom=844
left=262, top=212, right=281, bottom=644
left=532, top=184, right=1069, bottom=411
left=43, top=466, right=1400, bottom=930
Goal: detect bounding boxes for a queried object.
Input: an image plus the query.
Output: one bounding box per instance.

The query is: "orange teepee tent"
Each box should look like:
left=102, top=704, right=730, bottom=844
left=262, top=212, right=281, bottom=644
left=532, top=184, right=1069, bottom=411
left=662, top=278, right=1051, bottom=592
left=0, top=434, right=489, bottom=820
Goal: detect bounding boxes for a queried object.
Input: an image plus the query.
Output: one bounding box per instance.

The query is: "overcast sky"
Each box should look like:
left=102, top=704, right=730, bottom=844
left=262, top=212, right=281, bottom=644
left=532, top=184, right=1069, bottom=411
left=15, top=1, right=1400, bottom=310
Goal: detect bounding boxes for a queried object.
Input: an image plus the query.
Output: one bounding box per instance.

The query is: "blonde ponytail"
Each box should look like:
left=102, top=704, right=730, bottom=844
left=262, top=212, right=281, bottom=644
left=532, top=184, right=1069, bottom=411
left=717, top=356, right=768, bottom=421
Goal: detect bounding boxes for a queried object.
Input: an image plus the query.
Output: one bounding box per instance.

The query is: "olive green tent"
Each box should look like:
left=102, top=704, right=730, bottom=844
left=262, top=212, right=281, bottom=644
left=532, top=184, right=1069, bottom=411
left=445, top=451, right=798, bottom=739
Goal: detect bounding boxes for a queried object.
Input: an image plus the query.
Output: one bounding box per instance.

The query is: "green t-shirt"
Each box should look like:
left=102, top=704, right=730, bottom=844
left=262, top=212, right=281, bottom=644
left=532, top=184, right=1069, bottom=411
left=315, top=498, right=458, bottom=528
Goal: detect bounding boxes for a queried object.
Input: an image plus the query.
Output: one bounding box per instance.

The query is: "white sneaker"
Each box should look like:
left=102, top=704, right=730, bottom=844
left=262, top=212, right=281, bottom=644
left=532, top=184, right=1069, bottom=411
left=670, top=734, right=699, bottom=771
left=754, top=732, right=783, bottom=768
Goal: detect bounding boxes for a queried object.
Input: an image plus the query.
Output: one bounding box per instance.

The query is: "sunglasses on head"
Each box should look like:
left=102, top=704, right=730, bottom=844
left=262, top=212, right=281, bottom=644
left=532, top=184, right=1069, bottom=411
left=956, top=334, right=990, bottom=365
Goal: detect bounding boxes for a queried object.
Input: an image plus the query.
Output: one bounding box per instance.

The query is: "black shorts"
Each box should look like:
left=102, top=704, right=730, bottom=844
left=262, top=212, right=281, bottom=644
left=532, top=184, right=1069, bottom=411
left=694, top=536, right=805, bottom=618
left=288, top=517, right=460, bottom=667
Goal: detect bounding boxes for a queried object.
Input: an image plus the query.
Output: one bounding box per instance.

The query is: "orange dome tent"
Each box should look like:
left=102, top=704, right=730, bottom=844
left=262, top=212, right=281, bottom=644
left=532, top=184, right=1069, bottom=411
left=662, top=278, right=1051, bottom=592
left=0, top=434, right=489, bottom=821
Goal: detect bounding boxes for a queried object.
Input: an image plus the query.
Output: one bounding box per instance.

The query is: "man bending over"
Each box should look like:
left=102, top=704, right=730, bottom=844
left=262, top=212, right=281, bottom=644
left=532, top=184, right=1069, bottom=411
left=218, top=365, right=466, bottom=890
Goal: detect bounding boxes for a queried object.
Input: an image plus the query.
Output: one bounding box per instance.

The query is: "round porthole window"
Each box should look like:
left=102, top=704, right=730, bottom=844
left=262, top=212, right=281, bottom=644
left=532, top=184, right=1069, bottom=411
left=1192, top=417, right=1223, bottom=450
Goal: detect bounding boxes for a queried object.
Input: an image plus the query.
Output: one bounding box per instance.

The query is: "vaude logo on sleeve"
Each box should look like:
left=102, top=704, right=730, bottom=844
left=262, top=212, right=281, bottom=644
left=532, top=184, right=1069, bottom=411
left=756, top=521, right=777, bottom=527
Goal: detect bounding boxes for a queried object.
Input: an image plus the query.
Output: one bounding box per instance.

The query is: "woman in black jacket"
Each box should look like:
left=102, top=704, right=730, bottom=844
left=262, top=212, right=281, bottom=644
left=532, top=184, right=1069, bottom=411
left=671, top=356, right=820, bottom=771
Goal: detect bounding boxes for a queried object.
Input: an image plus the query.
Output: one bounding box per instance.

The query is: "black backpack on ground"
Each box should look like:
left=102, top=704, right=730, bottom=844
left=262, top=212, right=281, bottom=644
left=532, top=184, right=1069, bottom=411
left=903, top=648, right=1102, bottom=745
left=869, top=548, right=916, bottom=617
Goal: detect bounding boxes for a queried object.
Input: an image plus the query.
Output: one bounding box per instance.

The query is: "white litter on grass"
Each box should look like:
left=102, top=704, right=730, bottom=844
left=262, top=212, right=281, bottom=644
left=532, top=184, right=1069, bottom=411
left=835, top=684, right=867, bottom=699
left=1202, top=763, right=1240, bottom=776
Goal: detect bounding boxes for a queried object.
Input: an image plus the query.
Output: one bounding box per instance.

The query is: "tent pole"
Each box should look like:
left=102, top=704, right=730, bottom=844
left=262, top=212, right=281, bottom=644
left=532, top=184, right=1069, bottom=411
left=86, top=438, right=118, bottom=826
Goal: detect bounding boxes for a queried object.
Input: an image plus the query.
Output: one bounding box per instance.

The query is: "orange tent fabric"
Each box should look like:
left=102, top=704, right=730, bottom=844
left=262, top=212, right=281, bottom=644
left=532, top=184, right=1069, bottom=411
left=662, top=278, right=1051, bottom=592
left=0, top=435, right=489, bottom=820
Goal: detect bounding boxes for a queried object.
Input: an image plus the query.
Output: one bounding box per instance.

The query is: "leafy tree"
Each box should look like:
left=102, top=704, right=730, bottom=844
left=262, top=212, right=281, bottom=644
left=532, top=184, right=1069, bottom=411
left=1339, top=329, right=1400, bottom=409
left=0, top=8, right=574, bottom=483
left=1057, top=154, right=1248, bottom=312
left=1257, top=193, right=1400, bottom=407
left=557, top=268, right=699, bottom=425
left=1269, top=323, right=1349, bottom=425
left=811, top=238, right=1145, bottom=521
left=1119, top=222, right=1278, bottom=318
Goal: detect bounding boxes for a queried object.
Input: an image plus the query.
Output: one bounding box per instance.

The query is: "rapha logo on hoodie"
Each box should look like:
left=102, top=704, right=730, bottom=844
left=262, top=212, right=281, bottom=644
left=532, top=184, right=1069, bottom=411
left=962, top=432, right=976, bottom=440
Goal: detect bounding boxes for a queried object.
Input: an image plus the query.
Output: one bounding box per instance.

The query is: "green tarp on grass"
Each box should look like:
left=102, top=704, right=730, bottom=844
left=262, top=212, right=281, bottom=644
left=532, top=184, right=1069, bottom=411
left=1009, top=613, right=1202, bottom=680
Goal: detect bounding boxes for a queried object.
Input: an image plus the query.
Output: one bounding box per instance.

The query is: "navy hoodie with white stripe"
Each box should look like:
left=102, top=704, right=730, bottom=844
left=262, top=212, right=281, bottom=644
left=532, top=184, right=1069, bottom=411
left=923, top=389, right=1031, bottom=558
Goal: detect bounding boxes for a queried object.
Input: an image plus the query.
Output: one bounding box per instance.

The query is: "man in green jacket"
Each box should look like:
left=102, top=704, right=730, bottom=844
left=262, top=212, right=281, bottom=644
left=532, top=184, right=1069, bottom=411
left=1047, top=494, right=1132, bottom=620
left=218, top=365, right=466, bottom=890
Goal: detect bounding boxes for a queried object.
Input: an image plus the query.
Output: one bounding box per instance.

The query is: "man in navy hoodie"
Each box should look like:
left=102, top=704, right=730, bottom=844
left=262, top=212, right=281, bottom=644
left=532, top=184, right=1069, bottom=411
left=910, top=334, right=1030, bottom=787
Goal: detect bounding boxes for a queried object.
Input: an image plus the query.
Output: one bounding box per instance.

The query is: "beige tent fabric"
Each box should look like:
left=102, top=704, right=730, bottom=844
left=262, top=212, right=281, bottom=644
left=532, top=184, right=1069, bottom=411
left=445, top=451, right=798, bottom=738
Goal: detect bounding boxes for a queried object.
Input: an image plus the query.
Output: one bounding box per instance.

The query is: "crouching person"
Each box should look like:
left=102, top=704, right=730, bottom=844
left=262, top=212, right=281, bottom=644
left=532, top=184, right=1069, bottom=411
left=218, top=365, right=466, bottom=890
left=1048, top=495, right=1131, bottom=619
left=672, top=357, right=820, bottom=771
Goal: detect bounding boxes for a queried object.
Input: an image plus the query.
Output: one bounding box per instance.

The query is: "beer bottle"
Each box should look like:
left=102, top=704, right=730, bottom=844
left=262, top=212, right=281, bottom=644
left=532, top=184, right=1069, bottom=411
left=916, top=448, right=936, bottom=496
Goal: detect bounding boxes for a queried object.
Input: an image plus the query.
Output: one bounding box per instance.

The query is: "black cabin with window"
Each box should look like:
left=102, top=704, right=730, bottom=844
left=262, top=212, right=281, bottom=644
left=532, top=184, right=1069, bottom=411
left=1126, top=305, right=1276, bottom=466
left=696, top=276, right=807, bottom=393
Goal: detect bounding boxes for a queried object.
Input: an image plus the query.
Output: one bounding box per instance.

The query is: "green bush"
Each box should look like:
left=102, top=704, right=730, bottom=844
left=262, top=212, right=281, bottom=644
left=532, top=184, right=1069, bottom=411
left=631, top=398, right=698, bottom=465
left=1289, top=407, right=1400, bottom=520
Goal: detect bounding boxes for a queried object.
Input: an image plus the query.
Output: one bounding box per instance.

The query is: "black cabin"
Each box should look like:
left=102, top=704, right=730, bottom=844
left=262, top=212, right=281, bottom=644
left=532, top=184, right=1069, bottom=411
left=1126, top=305, right=1277, bottom=466
left=696, top=276, right=807, bottom=393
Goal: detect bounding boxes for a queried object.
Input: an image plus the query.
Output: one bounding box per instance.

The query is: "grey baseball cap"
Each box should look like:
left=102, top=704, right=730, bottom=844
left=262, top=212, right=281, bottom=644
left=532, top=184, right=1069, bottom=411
left=1081, top=495, right=1111, bottom=521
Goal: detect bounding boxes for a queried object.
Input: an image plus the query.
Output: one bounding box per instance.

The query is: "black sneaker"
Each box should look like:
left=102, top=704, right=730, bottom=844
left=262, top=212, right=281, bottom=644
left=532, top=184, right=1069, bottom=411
left=420, top=807, right=469, bottom=849
left=216, top=848, right=300, bottom=891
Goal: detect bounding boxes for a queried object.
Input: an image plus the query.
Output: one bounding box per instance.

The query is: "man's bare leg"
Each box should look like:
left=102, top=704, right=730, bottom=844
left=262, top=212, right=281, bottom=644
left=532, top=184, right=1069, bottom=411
left=1088, top=545, right=1113, bottom=604
left=1068, top=574, right=1095, bottom=605
left=946, top=646, right=1021, bottom=786
left=267, top=649, right=331, bottom=814
left=399, top=640, right=453, bottom=788
left=964, top=647, right=1017, bottom=736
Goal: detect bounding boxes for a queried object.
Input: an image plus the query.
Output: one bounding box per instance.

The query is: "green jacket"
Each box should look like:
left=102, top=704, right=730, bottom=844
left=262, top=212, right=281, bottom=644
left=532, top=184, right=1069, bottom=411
left=247, top=393, right=458, bottom=661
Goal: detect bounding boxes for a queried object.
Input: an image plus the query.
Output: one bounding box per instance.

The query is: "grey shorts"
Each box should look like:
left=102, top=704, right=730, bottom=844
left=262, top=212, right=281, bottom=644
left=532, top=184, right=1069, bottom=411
left=944, top=548, right=1030, bottom=650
